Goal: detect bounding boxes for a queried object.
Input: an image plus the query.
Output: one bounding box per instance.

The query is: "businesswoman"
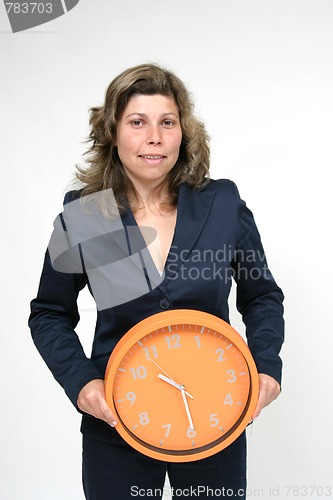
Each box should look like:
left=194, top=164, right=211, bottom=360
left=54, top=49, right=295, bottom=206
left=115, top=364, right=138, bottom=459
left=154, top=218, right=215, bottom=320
left=29, top=63, right=284, bottom=499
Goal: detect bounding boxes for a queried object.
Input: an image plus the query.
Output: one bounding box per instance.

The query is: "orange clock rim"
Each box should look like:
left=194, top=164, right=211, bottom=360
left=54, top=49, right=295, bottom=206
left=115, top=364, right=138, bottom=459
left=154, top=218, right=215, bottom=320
left=104, top=309, right=259, bottom=462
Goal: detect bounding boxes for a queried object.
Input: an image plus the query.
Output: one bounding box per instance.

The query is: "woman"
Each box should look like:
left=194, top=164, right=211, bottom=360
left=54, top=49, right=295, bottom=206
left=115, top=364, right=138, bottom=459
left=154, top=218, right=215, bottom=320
left=29, top=63, right=284, bottom=499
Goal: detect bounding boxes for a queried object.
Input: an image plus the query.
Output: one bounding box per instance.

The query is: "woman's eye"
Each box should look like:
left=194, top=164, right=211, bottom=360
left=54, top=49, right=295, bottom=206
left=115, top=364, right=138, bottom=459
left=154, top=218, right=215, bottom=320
left=163, top=119, right=174, bottom=126
left=131, top=119, right=144, bottom=127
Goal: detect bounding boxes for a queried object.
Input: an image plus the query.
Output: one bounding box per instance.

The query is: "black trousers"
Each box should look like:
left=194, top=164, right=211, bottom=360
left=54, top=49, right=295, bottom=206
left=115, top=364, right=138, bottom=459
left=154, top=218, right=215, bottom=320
left=82, top=431, right=247, bottom=499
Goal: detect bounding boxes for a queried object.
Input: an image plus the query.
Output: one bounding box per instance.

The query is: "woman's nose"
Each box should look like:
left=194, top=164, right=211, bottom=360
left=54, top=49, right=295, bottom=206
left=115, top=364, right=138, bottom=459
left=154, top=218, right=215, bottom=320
left=146, top=125, right=162, bottom=145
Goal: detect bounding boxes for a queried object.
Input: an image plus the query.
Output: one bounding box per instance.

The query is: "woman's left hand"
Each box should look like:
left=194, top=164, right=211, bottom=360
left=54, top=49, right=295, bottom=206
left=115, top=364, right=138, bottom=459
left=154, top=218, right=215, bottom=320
left=252, top=373, right=281, bottom=420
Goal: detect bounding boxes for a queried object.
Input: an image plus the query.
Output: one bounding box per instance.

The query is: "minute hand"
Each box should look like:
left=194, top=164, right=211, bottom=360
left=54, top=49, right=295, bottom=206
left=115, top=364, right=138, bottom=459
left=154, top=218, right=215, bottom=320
left=181, top=388, right=195, bottom=430
left=158, top=374, right=194, bottom=399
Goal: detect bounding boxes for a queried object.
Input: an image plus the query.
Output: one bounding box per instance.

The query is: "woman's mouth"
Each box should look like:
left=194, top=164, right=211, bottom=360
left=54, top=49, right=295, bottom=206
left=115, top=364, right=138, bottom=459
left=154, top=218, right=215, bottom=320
left=139, top=155, right=166, bottom=164
left=139, top=155, right=166, bottom=159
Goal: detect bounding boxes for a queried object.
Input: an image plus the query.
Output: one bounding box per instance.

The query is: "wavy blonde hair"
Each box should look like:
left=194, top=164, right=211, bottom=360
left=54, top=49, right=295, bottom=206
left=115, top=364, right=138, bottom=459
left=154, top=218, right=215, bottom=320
left=76, top=63, right=210, bottom=212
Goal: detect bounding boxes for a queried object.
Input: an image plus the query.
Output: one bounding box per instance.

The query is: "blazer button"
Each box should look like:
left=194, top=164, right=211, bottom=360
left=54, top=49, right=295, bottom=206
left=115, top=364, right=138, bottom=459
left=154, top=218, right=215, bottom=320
left=159, top=298, right=170, bottom=309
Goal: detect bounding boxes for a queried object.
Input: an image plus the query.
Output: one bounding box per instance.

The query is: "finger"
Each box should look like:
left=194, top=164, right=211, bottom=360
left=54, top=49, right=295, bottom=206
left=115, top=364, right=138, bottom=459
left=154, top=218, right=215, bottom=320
left=97, top=393, right=118, bottom=427
left=260, top=379, right=280, bottom=407
left=252, top=375, right=281, bottom=419
left=252, top=386, right=267, bottom=419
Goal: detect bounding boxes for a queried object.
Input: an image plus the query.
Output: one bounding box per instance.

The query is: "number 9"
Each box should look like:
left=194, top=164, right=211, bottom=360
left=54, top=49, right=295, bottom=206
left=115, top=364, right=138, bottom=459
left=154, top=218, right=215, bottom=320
left=126, top=392, right=136, bottom=405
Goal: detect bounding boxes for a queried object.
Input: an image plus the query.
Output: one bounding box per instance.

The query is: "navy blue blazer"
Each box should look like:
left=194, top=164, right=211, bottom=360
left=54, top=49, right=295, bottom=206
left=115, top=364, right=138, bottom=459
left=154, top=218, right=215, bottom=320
left=29, top=179, right=284, bottom=440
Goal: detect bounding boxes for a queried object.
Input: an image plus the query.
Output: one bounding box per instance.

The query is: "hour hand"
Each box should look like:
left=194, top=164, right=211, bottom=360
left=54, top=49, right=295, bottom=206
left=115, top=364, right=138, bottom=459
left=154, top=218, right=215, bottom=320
left=158, top=374, right=194, bottom=399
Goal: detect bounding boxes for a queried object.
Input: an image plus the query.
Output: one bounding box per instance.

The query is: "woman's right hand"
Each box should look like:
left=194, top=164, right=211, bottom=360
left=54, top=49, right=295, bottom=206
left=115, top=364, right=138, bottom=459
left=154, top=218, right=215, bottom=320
left=77, top=379, right=118, bottom=427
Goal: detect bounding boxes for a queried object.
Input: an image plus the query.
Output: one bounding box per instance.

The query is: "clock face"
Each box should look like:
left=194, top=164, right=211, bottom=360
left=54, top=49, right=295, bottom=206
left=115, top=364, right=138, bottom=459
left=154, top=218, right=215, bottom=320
left=104, top=309, right=259, bottom=462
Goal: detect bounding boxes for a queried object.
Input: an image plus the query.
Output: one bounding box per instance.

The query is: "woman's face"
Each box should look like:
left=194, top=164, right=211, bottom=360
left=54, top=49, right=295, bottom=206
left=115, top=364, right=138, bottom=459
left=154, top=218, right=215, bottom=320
left=116, top=94, right=182, bottom=190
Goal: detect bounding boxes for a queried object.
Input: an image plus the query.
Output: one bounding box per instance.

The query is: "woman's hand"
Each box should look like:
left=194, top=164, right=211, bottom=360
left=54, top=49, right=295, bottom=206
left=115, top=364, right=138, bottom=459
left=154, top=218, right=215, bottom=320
left=77, top=379, right=118, bottom=427
left=252, top=373, right=281, bottom=420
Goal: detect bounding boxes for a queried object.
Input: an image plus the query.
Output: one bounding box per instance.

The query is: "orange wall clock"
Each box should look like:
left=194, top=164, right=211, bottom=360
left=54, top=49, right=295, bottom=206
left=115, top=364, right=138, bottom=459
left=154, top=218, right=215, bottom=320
left=104, top=309, right=259, bottom=462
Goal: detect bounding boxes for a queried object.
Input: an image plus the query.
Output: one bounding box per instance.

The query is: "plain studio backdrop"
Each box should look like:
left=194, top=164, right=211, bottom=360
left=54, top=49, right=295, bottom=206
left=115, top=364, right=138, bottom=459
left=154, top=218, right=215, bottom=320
left=1, top=1, right=332, bottom=499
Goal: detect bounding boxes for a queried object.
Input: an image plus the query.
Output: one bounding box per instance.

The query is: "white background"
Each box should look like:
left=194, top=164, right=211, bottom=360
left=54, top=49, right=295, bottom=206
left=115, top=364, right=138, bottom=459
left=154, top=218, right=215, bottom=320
left=1, top=1, right=332, bottom=499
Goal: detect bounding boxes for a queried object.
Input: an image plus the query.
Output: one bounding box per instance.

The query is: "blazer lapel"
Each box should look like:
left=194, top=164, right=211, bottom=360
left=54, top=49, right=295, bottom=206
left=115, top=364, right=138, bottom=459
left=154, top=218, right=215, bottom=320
left=120, top=207, right=164, bottom=289
left=163, top=182, right=216, bottom=285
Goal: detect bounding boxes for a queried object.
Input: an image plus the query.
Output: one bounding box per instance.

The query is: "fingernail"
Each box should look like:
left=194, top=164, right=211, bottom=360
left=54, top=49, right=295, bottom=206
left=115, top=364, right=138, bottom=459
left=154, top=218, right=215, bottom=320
left=111, top=421, right=117, bottom=427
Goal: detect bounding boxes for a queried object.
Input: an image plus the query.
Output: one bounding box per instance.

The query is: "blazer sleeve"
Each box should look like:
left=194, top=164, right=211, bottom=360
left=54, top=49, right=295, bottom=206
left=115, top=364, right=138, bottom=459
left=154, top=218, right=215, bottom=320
left=28, top=193, right=102, bottom=408
left=231, top=183, right=285, bottom=385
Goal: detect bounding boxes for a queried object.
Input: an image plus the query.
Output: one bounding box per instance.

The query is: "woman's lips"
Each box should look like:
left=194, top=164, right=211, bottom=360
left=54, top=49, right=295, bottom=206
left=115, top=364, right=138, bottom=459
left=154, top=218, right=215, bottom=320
left=139, top=155, right=166, bottom=164
left=139, top=155, right=166, bottom=159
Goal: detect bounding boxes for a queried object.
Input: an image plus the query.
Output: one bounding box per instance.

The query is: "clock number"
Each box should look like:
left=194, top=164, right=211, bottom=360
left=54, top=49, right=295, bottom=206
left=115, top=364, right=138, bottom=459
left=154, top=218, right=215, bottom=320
left=194, top=335, right=201, bottom=348
left=164, top=334, right=182, bottom=349
left=139, top=412, right=150, bottom=425
left=187, top=427, right=196, bottom=438
left=126, top=392, right=136, bottom=405
left=215, top=348, right=226, bottom=362
left=130, top=365, right=147, bottom=380
left=209, top=413, right=219, bottom=427
left=224, top=393, right=234, bottom=406
left=162, top=423, right=172, bottom=438
left=227, top=369, right=237, bottom=383
left=142, top=346, right=158, bottom=359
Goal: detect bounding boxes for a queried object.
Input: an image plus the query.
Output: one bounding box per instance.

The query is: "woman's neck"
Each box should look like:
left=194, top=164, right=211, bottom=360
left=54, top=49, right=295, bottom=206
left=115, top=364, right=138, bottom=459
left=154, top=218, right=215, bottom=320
left=129, top=181, right=174, bottom=215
